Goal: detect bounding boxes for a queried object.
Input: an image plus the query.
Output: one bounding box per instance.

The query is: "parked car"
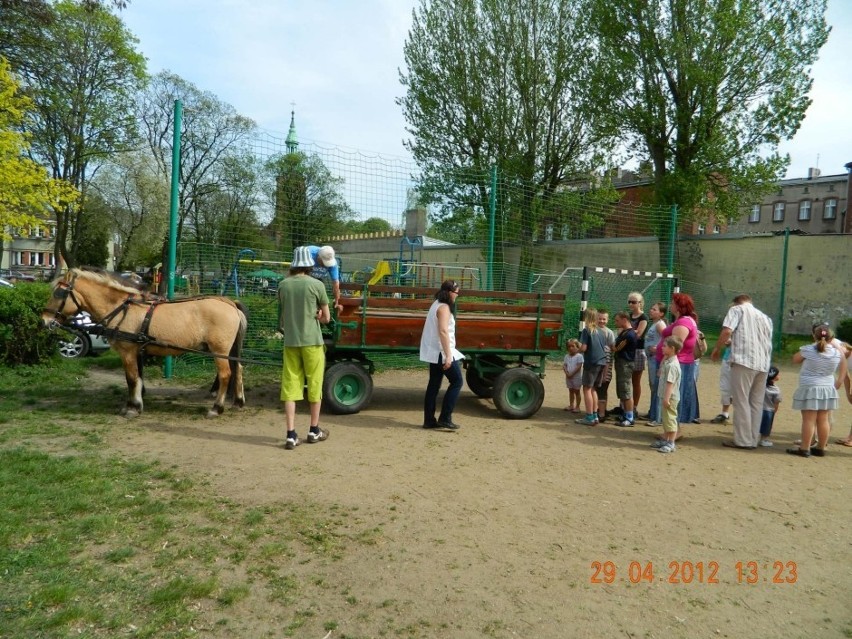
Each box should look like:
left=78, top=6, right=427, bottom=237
left=0, top=269, right=36, bottom=282
left=0, top=277, right=12, bottom=288
left=57, top=312, right=111, bottom=358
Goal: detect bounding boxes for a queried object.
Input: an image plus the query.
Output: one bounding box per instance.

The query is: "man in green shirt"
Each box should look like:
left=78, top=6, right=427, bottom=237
left=278, top=246, right=331, bottom=449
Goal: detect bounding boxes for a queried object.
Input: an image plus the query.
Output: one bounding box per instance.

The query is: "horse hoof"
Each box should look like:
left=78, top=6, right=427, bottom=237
left=123, top=408, right=140, bottom=418
left=206, top=409, right=220, bottom=419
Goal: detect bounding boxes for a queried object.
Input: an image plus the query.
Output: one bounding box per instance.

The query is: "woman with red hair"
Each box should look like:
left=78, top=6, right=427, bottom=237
left=655, top=293, right=700, bottom=439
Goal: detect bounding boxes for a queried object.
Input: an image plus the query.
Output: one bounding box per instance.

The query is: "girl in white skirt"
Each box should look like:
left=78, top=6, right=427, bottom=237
left=788, top=324, right=848, bottom=457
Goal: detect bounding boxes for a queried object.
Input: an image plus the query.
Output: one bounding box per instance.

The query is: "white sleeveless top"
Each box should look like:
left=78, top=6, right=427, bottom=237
left=419, top=299, right=465, bottom=364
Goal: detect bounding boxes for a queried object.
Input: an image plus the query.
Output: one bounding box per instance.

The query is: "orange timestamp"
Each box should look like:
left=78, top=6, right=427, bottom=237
left=590, top=560, right=798, bottom=585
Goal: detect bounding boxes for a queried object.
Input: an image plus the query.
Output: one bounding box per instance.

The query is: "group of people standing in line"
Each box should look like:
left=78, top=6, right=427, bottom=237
left=274, top=246, right=850, bottom=457
left=564, top=291, right=850, bottom=456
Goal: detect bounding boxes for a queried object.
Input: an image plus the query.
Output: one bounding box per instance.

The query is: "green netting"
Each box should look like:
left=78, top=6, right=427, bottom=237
left=168, top=129, right=796, bottom=372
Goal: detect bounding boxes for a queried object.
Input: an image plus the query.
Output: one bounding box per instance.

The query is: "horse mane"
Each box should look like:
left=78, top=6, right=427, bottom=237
left=71, top=267, right=144, bottom=296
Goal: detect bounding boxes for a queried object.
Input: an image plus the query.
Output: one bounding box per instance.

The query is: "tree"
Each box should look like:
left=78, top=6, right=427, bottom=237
left=586, top=0, right=830, bottom=227
left=268, top=152, right=354, bottom=254
left=399, top=0, right=613, bottom=287
left=13, top=0, right=146, bottom=270
left=138, top=72, right=257, bottom=262
left=88, top=150, right=169, bottom=270
left=0, top=57, right=78, bottom=241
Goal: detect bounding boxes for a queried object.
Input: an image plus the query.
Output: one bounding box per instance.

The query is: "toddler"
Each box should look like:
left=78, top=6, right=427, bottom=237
left=651, top=336, right=683, bottom=454
left=759, top=366, right=781, bottom=446
left=563, top=339, right=584, bottom=412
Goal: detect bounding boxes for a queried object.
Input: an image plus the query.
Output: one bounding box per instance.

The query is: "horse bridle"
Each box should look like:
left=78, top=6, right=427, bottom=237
left=48, top=273, right=84, bottom=323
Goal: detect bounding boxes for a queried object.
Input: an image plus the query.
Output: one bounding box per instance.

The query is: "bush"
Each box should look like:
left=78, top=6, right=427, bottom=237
left=837, top=318, right=852, bottom=344
left=0, top=282, right=58, bottom=365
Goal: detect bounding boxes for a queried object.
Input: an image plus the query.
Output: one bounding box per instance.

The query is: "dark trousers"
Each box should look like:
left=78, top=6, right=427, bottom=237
left=424, top=356, right=463, bottom=425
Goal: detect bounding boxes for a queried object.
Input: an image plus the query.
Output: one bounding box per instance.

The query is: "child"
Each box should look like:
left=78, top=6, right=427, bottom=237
left=788, top=324, right=848, bottom=458
left=759, top=366, right=781, bottom=447
left=594, top=310, right=616, bottom=422
left=575, top=308, right=608, bottom=426
left=644, top=302, right=666, bottom=425
left=710, top=339, right=733, bottom=424
left=612, top=311, right=637, bottom=426
left=651, top=336, right=683, bottom=454
left=563, top=338, right=584, bottom=412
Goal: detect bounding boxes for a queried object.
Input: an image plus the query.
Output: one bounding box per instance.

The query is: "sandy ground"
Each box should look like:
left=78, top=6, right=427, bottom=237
left=93, top=359, right=851, bottom=639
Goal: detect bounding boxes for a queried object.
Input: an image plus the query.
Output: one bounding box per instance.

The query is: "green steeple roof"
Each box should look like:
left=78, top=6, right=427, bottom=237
left=286, top=110, right=298, bottom=153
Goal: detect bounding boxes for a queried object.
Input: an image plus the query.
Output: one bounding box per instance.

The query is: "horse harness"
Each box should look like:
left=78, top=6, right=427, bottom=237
left=49, top=274, right=270, bottom=366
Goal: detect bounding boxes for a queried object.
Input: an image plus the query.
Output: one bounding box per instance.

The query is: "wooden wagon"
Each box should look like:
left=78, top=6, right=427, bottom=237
left=322, top=283, right=566, bottom=419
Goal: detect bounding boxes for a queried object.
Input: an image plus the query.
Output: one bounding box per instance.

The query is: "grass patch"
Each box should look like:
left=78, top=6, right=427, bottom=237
left=0, top=356, right=382, bottom=638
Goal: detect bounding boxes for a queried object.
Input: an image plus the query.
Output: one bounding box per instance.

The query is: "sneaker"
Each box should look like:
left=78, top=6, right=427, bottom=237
left=645, top=420, right=662, bottom=427
left=436, top=420, right=461, bottom=431
left=710, top=414, right=728, bottom=424
left=691, top=418, right=701, bottom=424
left=657, top=442, right=676, bottom=454
left=650, top=439, right=669, bottom=449
left=307, top=428, right=329, bottom=443
left=575, top=415, right=599, bottom=426
left=759, top=439, right=773, bottom=447
left=284, top=436, right=300, bottom=450
left=618, top=419, right=635, bottom=427
left=809, top=447, right=826, bottom=457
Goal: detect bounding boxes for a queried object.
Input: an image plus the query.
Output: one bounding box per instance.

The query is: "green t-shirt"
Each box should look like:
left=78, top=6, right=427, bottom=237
left=277, top=274, right=329, bottom=347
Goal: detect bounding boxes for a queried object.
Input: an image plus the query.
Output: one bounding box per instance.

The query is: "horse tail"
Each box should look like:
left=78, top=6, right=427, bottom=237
left=227, top=301, right=248, bottom=398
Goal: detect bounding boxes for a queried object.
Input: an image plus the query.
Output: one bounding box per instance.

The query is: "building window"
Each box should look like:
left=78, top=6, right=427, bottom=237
left=545, top=223, right=553, bottom=241
left=697, top=224, right=706, bottom=235
left=713, top=224, right=721, bottom=234
left=749, top=205, right=760, bottom=223
left=798, top=200, right=811, bottom=221
left=824, top=198, right=837, bottom=220
left=773, top=202, right=785, bottom=222
left=561, top=224, right=569, bottom=240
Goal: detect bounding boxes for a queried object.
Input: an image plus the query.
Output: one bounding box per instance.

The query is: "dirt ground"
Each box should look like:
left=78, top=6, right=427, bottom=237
left=94, top=358, right=850, bottom=639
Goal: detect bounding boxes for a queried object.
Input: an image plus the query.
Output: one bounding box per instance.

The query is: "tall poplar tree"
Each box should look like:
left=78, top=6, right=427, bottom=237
left=586, top=0, right=830, bottom=227
left=399, top=0, right=613, bottom=287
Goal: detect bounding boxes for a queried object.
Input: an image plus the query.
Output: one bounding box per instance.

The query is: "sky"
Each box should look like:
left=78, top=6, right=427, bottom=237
left=121, top=0, right=852, bottom=181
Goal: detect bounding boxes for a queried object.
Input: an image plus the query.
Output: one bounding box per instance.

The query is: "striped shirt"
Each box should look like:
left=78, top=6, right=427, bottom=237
left=722, top=302, right=773, bottom=372
left=798, top=344, right=841, bottom=387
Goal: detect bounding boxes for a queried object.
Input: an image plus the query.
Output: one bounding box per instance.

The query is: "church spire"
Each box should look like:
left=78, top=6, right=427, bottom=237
left=285, top=107, right=299, bottom=153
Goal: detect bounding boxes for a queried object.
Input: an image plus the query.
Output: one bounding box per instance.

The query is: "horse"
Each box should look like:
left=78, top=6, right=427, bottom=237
left=42, top=267, right=247, bottom=418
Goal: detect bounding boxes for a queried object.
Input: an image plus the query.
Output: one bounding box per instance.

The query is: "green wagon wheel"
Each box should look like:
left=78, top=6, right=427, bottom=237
left=323, top=361, right=373, bottom=415
left=492, top=367, right=544, bottom=419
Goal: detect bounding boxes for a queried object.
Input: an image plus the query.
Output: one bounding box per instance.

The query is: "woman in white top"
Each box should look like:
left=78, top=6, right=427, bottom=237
left=788, top=323, right=848, bottom=457
left=420, top=280, right=465, bottom=430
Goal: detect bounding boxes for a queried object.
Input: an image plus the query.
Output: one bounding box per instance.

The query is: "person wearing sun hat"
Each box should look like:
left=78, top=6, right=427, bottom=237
left=305, top=245, right=342, bottom=312
left=278, top=246, right=331, bottom=450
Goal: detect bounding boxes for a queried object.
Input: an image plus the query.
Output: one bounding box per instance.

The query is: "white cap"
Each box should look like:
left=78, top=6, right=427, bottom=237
left=292, top=246, right=314, bottom=268
left=317, top=245, right=337, bottom=268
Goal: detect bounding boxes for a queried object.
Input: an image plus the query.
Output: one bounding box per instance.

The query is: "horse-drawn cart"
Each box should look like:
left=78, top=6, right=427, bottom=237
left=323, top=283, right=566, bottom=419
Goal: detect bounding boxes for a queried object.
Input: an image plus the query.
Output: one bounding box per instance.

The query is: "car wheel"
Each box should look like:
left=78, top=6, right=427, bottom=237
left=58, top=330, right=91, bottom=358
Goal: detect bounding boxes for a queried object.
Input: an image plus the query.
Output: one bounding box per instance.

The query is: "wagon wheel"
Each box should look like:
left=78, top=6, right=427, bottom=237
left=492, top=367, right=544, bottom=419
left=465, top=366, right=494, bottom=398
left=323, top=361, right=373, bottom=415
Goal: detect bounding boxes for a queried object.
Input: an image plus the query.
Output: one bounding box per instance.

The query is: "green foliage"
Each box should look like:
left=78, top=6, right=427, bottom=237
left=836, top=318, right=852, bottom=344
left=0, top=283, right=57, bottom=365
left=9, top=0, right=147, bottom=267
left=399, top=0, right=613, bottom=278
left=586, top=0, right=830, bottom=221
left=0, top=58, right=79, bottom=239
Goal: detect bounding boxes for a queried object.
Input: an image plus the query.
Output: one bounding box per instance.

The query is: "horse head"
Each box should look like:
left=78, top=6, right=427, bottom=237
left=42, top=268, right=143, bottom=329
left=42, top=271, right=84, bottom=328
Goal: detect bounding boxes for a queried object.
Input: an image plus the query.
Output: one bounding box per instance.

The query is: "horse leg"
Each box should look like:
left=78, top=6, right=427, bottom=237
left=208, top=359, right=230, bottom=418
left=119, top=348, right=144, bottom=417
left=232, top=362, right=245, bottom=409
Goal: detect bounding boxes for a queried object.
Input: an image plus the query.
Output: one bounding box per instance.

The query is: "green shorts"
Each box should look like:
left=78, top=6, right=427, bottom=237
left=280, top=345, right=325, bottom=403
